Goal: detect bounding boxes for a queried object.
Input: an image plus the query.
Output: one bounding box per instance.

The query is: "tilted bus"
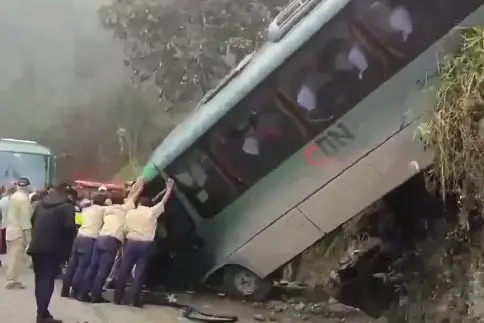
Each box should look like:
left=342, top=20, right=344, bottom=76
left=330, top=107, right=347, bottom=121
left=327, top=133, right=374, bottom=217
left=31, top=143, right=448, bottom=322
left=140, top=0, right=484, bottom=300
left=0, top=138, right=56, bottom=190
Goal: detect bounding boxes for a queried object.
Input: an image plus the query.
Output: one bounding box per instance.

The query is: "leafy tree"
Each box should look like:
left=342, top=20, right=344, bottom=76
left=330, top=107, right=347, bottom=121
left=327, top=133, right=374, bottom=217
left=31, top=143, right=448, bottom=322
left=98, top=0, right=287, bottom=106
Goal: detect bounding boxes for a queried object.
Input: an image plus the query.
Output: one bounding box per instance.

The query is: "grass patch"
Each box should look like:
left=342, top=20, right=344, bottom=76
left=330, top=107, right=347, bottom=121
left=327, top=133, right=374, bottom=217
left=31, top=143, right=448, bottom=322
left=420, top=27, right=484, bottom=223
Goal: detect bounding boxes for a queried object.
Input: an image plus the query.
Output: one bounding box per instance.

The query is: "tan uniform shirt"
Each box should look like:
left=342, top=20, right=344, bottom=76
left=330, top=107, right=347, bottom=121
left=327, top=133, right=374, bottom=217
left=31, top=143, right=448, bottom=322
left=6, top=190, right=33, bottom=241
left=124, top=203, right=165, bottom=242
left=77, top=205, right=106, bottom=238
left=99, top=201, right=135, bottom=242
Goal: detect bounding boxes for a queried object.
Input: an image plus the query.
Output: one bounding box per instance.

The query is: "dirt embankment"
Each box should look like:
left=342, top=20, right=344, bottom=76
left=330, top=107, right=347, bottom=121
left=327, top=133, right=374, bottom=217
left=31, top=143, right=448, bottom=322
left=265, top=173, right=484, bottom=323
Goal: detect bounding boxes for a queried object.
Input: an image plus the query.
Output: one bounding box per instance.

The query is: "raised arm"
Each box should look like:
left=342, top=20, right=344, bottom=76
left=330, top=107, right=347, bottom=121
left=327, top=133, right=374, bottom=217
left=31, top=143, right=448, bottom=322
left=151, top=178, right=174, bottom=218
left=126, top=176, right=145, bottom=203
left=151, top=189, right=166, bottom=203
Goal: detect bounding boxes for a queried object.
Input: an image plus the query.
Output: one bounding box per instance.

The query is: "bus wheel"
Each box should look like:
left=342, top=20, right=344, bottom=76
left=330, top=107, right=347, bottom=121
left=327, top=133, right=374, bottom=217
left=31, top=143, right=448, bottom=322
left=222, top=266, right=271, bottom=302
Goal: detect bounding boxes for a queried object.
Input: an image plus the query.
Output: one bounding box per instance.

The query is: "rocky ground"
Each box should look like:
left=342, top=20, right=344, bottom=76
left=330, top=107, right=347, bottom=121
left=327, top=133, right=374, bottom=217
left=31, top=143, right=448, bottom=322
left=164, top=288, right=380, bottom=323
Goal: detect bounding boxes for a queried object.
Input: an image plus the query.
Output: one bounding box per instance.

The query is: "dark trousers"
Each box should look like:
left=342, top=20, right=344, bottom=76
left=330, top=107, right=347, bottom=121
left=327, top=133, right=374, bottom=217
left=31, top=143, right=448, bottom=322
left=62, top=236, right=95, bottom=293
left=81, top=236, right=120, bottom=296
left=0, top=228, right=6, bottom=254
left=115, top=240, right=153, bottom=300
left=32, top=254, right=62, bottom=319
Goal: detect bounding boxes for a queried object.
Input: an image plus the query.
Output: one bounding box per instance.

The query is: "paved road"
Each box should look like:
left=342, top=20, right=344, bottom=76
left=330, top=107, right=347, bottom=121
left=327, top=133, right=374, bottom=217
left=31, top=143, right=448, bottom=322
left=0, top=255, right=182, bottom=323
left=0, top=255, right=380, bottom=323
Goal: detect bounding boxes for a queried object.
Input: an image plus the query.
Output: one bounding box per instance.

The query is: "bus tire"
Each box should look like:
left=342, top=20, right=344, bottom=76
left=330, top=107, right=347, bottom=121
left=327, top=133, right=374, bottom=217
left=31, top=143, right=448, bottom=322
left=222, top=266, right=271, bottom=302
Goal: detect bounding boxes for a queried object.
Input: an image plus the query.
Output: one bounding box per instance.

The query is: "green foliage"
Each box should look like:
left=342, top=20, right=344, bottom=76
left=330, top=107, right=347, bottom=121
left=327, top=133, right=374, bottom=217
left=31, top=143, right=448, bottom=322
left=98, top=0, right=287, bottom=106
left=421, top=27, right=484, bottom=222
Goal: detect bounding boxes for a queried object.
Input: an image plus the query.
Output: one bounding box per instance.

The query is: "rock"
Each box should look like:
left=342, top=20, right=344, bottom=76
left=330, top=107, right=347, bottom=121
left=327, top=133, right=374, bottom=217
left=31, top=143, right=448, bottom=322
left=274, top=305, right=285, bottom=313
left=268, top=312, right=277, bottom=321
left=254, top=302, right=265, bottom=308
left=328, top=297, right=338, bottom=305
left=266, top=300, right=285, bottom=309
left=254, top=314, right=267, bottom=321
left=329, top=271, right=339, bottom=281
left=301, top=315, right=310, bottom=321
left=279, top=280, right=290, bottom=286
left=307, top=303, right=324, bottom=314
left=326, top=303, right=359, bottom=316
left=287, top=298, right=299, bottom=304
left=294, top=302, right=306, bottom=311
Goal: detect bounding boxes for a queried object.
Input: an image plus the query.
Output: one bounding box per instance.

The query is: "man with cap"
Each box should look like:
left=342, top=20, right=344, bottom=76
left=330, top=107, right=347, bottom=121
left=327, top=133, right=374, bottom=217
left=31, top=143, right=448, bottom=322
left=5, top=177, right=33, bottom=289
left=60, top=193, right=107, bottom=299
left=114, top=178, right=174, bottom=307
left=27, top=183, right=78, bottom=323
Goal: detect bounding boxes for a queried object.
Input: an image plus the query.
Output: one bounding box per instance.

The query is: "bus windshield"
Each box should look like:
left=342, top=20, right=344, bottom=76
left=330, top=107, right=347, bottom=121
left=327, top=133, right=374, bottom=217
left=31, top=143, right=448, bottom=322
left=0, top=151, right=48, bottom=189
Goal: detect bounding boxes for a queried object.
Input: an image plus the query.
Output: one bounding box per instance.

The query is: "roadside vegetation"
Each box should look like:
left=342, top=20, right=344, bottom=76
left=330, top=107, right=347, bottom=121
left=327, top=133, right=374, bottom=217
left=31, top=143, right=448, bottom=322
left=418, top=26, right=484, bottom=322
left=421, top=27, right=484, bottom=228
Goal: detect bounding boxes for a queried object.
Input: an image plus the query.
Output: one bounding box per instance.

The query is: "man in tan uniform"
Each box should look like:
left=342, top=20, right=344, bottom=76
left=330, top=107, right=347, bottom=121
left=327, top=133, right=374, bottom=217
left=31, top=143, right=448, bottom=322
left=79, top=178, right=144, bottom=303
left=5, top=177, right=33, bottom=289
left=61, top=193, right=107, bottom=298
left=114, top=178, right=174, bottom=307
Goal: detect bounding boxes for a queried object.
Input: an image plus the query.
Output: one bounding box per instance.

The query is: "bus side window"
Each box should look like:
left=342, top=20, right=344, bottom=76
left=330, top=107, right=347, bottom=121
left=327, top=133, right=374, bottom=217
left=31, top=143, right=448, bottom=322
left=204, top=85, right=308, bottom=200
left=352, top=0, right=477, bottom=62
left=277, top=17, right=376, bottom=134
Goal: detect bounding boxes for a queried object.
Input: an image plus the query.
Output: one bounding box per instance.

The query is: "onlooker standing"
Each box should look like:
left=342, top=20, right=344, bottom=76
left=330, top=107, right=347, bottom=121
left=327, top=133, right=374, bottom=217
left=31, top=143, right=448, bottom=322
left=0, top=186, right=16, bottom=260
left=5, top=178, right=33, bottom=289
left=27, top=183, right=77, bottom=323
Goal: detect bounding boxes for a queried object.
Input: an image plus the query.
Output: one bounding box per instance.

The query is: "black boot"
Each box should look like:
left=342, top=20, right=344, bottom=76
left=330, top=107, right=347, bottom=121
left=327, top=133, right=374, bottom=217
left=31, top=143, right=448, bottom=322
left=105, top=280, right=116, bottom=290
left=36, top=318, right=63, bottom=323
left=69, top=288, right=78, bottom=299
left=59, top=286, right=70, bottom=298
left=130, top=293, right=143, bottom=308
left=37, top=312, right=62, bottom=323
left=75, top=293, right=91, bottom=303
left=113, top=289, right=123, bottom=305
left=90, top=293, right=109, bottom=304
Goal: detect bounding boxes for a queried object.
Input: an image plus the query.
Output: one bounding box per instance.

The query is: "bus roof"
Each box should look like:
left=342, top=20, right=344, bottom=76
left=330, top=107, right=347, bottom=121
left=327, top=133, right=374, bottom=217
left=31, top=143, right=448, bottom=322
left=147, top=0, right=350, bottom=172
left=0, top=139, right=52, bottom=155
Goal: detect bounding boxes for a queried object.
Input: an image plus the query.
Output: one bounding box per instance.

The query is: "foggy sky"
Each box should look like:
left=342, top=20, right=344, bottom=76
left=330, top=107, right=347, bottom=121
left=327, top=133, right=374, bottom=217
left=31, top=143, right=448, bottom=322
left=0, top=0, right=127, bottom=111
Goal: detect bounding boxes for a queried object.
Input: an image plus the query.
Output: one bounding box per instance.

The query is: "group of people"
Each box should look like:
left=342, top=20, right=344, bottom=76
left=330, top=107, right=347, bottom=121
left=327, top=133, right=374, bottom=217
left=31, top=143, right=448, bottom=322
left=0, top=176, right=175, bottom=323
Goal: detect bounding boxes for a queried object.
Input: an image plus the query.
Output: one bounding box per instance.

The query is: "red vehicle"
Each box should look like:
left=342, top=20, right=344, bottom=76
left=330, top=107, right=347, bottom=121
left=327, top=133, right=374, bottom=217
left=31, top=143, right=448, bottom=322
left=74, top=180, right=126, bottom=199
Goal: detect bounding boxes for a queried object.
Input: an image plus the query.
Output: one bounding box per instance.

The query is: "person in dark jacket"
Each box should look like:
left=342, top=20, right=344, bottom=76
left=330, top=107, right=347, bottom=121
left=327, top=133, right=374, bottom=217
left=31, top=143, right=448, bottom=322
left=27, top=183, right=77, bottom=323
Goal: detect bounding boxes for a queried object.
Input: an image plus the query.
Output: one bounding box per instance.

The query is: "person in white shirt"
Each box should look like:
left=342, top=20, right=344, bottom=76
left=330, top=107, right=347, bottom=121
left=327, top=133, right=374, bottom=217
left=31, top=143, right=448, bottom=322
left=0, top=186, right=16, bottom=262
left=5, top=177, right=33, bottom=289
left=113, top=178, right=174, bottom=307
left=60, top=193, right=107, bottom=299
left=78, top=178, right=144, bottom=303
